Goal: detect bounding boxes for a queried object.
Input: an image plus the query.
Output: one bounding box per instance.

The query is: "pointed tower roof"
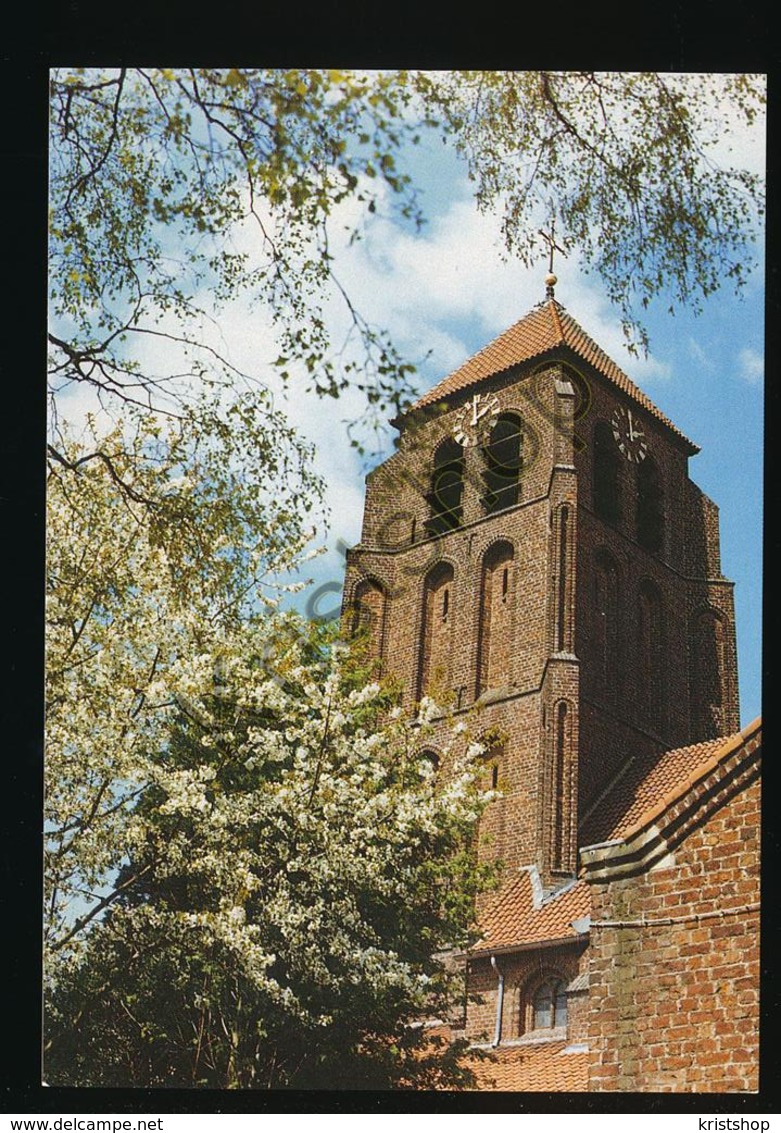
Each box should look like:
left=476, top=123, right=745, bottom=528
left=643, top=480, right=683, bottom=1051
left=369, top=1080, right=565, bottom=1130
left=408, top=298, right=698, bottom=454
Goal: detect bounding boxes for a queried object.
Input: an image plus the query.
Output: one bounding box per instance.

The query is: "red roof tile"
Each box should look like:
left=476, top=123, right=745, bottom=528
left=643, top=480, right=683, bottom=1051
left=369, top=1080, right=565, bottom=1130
left=475, top=869, right=591, bottom=953
left=408, top=299, right=698, bottom=452
left=580, top=730, right=745, bottom=849
left=467, top=1040, right=589, bottom=1091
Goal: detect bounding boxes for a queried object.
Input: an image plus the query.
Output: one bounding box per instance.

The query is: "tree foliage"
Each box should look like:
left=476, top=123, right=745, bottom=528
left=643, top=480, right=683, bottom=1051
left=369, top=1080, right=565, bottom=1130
left=48, top=67, right=425, bottom=432
left=45, top=401, right=320, bottom=961
left=419, top=71, right=764, bottom=352
left=49, top=68, right=764, bottom=438
left=45, top=621, right=494, bottom=1089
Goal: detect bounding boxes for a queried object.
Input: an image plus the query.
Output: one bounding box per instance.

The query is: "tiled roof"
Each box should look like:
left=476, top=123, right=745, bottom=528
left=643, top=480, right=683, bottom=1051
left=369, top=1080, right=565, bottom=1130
left=467, top=1040, right=589, bottom=1092
left=580, top=729, right=745, bottom=850
left=474, top=869, right=591, bottom=953
left=408, top=299, right=698, bottom=453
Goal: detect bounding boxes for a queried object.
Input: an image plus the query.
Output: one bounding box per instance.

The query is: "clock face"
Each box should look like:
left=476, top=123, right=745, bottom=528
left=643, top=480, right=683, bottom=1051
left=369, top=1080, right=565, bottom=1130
left=611, top=405, right=648, bottom=463
left=453, top=393, right=501, bottom=447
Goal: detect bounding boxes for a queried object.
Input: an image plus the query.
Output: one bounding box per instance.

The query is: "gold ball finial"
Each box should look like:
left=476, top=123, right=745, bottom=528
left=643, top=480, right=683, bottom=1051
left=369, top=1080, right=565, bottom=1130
left=545, top=271, right=557, bottom=298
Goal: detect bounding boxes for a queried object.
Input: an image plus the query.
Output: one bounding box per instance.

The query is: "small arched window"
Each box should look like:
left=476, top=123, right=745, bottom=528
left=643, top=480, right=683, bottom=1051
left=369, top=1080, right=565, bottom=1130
left=425, top=438, right=464, bottom=536
left=418, top=561, right=456, bottom=700
left=637, top=458, right=664, bottom=552
left=532, top=979, right=568, bottom=1031
left=477, top=541, right=515, bottom=694
left=418, top=749, right=440, bottom=775
left=593, top=422, right=621, bottom=526
left=482, top=413, right=523, bottom=513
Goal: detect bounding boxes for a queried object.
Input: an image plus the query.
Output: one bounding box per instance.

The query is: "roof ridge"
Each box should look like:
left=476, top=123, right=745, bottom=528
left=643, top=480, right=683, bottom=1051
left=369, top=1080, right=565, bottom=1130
left=579, top=723, right=760, bottom=850
left=618, top=719, right=761, bottom=844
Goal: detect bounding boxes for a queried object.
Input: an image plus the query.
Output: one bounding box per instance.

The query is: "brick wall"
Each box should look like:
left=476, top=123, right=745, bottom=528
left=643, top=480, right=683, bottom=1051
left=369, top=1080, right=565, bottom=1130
left=344, top=349, right=740, bottom=883
left=464, top=943, right=587, bottom=1044
left=573, top=367, right=739, bottom=804
left=586, top=768, right=760, bottom=1092
left=343, top=360, right=580, bottom=883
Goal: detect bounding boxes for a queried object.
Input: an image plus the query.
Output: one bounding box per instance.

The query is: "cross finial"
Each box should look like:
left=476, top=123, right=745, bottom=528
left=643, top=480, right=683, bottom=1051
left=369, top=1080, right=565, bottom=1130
left=538, top=223, right=567, bottom=298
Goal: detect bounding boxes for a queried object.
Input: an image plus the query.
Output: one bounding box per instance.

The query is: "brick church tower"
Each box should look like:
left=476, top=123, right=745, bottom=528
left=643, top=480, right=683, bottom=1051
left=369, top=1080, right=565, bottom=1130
left=343, top=289, right=739, bottom=888
left=341, top=285, right=759, bottom=1092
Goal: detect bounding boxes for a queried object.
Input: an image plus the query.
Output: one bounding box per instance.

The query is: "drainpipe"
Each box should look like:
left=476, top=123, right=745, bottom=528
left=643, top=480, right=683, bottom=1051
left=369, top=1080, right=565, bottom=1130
left=490, top=955, right=504, bottom=1047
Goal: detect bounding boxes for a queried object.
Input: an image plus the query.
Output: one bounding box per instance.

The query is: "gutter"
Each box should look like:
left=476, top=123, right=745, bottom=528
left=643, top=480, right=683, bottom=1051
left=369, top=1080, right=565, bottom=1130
left=467, top=932, right=587, bottom=961
left=490, top=955, right=504, bottom=1047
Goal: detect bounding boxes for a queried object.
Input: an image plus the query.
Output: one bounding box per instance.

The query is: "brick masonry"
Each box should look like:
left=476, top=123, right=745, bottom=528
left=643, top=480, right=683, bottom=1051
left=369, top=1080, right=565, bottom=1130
left=341, top=299, right=755, bottom=1091
left=464, top=942, right=588, bottom=1046
left=584, top=758, right=760, bottom=1092
left=344, top=336, right=739, bottom=886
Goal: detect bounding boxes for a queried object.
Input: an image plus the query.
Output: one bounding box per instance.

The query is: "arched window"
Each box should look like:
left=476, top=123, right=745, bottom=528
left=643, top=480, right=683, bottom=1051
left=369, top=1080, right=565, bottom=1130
left=554, top=505, right=573, bottom=653
left=418, top=749, right=440, bottom=775
left=593, top=422, right=621, bottom=526
left=638, top=581, right=664, bottom=726
left=549, top=700, right=573, bottom=873
left=637, top=458, right=664, bottom=552
left=480, top=738, right=504, bottom=791
left=351, top=578, right=387, bottom=668
left=593, top=551, right=620, bottom=697
left=477, top=541, right=515, bottom=694
left=425, top=438, right=464, bottom=536
left=690, top=609, right=727, bottom=739
left=482, top=413, right=523, bottom=513
left=531, top=979, right=568, bottom=1031
left=418, top=562, right=455, bottom=700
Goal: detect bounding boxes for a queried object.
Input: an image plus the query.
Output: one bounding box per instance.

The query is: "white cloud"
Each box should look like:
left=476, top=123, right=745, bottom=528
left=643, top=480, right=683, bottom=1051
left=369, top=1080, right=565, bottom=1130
left=737, top=347, right=764, bottom=386
left=686, top=337, right=714, bottom=372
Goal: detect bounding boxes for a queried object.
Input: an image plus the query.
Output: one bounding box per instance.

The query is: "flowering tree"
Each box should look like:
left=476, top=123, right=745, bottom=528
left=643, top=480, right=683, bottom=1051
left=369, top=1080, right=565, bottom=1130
left=45, top=618, right=494, bottom=1089
left=45, top=401, right=321, bottom=967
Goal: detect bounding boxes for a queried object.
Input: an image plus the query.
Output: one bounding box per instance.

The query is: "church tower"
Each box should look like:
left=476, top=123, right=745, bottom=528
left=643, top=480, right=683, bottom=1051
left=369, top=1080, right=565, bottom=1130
left=342, top=288, right=739, bottom=889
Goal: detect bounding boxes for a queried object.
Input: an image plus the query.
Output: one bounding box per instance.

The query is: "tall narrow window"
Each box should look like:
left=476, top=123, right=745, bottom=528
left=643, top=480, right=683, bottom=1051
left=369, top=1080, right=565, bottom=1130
left=480, top=740, right=504, bottom=792
left=638, top=581, right=664, bottom=727
left=424, top=438, right=464, bottom=536
left=477, top=541, right=515, bottom=694
left=556, top=506, right=570, bottom=652
left=552, top=701, right=569, bottom=871
left=482, top=413, right=523, bottom=513
left=690, top=609, right=726, bottom=739
left=593, top=422, right=621, bottom=526
left=351, top=579, right=387, bottom=669
left=418, top=562, right=456, bottom=700
left=637, top=458, right=664, bottom=552
left=593, top=552, right=620, bottom=698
